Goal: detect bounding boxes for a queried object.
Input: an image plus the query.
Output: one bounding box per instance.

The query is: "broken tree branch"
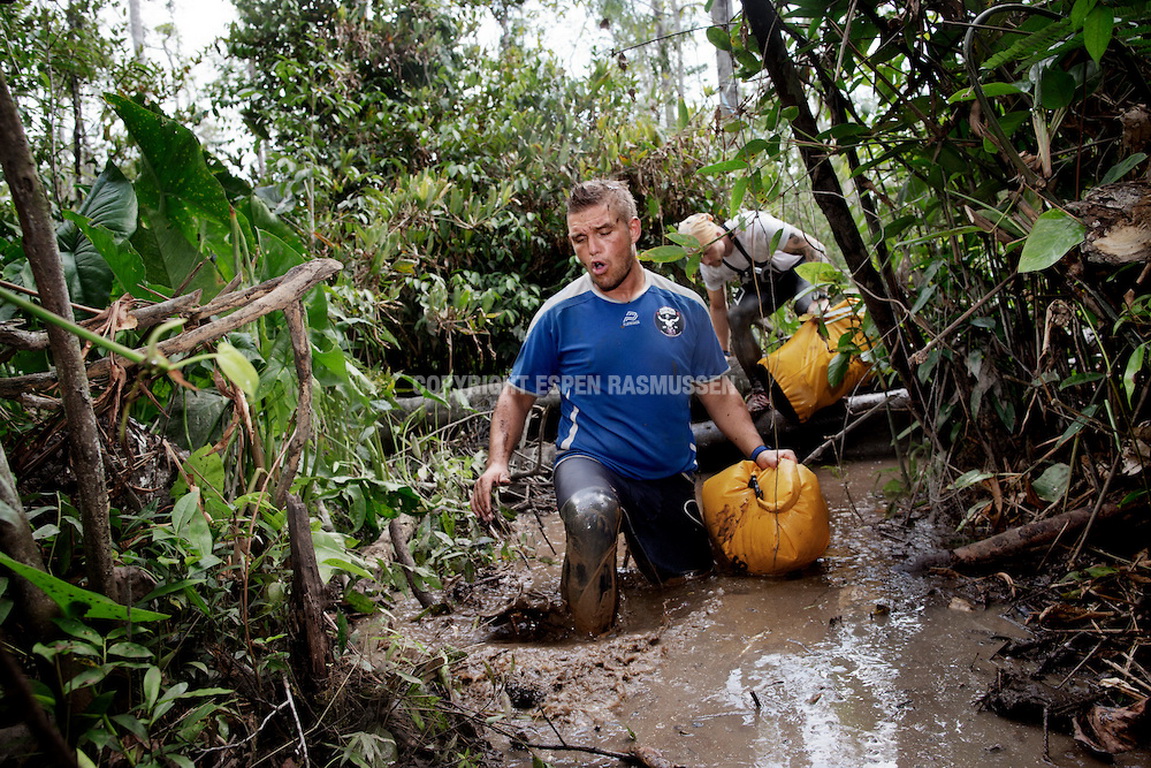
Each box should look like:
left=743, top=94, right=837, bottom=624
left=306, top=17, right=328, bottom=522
left=273, top=300, right=314, bottom=508
left=0, top=291, right=203, bottom=353
left=0, top=259, right=342, bottom=399
left=908, top=501, right=1129, bottom=573
left=286, top=494, right=330, bottom=690
left=389, top=517, right=438, bottom=610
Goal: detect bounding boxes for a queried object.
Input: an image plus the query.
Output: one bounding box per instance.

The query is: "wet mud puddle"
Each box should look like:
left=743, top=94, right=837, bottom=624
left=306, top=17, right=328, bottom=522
left=390, top=456, right=1148, bottom=768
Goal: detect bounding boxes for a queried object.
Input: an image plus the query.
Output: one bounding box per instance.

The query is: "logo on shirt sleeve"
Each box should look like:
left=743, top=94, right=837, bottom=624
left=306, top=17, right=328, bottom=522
left=654, top=306, right=684, bottom=337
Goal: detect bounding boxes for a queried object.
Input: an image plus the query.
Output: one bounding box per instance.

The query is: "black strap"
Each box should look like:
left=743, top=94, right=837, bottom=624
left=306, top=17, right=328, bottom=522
left=721, top=232, right=757, bottom=282
left=723, top=229, right=798, bottom=285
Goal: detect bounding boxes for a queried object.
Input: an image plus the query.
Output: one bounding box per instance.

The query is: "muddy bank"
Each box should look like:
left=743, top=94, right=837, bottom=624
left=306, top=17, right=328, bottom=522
left=363, top=447, right=1149, bottom=768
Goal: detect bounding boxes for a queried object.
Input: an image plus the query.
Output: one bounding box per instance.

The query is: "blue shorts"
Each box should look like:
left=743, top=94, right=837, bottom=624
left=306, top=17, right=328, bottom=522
left=553, top=455, right=713, bottom=584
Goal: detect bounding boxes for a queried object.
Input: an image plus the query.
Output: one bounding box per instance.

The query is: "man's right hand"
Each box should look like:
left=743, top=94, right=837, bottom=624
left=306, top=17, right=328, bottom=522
left=470, top=463, right=511, bottom=522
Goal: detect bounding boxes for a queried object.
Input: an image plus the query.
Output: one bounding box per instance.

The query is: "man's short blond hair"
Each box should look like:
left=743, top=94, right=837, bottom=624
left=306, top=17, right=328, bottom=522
left=568, top=179, right=638, bottom=222
left=677, top=213, right=724, bottom=253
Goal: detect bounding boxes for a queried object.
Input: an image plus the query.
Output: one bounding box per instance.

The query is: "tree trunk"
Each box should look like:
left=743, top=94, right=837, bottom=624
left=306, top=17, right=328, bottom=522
left=738, top=0, right=928, bottom=430
left=128, top=0, right=145, bottom=56
left=0, top=444, right=58, bottom=637
left=710, top=0, right=739, bottom=115
left=0, top=67, right=116, bottom=599
left=653, top=0, right=675, bottom=128
left=907, top=502, right=1128, bottom=573
left=286, top=494, right=329, bottom=690
left=66, top=2, right=88, bottom=192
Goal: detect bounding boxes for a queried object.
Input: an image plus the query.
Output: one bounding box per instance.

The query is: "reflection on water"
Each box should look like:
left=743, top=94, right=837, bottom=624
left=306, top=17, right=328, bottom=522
left=713, top=461, right=923, bottom=767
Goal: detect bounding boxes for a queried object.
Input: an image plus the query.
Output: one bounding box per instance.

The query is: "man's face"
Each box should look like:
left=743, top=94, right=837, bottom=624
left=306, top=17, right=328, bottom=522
left=567, top=203, right=642, bottom=295
left=700, top=238, right=726, bottom=267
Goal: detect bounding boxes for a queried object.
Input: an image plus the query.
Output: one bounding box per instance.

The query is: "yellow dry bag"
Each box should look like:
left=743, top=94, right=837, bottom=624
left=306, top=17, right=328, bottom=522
left=760, top=299, right=874, bottom=422
left=701, top=459, right=830, bottom=576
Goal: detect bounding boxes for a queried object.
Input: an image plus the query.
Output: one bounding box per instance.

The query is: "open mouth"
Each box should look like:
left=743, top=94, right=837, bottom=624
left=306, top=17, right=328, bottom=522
left=590, top=260, right=607, bottom=275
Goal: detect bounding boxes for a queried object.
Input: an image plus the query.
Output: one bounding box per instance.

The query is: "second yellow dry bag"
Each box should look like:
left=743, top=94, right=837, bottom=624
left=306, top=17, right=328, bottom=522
left=760, top=299, right=874, bottom=422
left=701, top=459, right=830, bottom=576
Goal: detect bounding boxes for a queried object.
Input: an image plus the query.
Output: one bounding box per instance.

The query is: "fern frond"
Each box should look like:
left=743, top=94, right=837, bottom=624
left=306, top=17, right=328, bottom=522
left=980, top=18, right=1074, bottom=72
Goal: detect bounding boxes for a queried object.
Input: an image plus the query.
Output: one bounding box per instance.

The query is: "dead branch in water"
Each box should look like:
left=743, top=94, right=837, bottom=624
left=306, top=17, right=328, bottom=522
left=908, top=501, right=1130, bottom=573
left=515, top=739, right=684, bottom=768
left=388, top=517, right=439, bottom=609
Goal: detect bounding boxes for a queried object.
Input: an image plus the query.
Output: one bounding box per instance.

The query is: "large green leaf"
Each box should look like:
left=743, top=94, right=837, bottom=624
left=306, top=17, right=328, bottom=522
left=1101, top=152, right=1148, bottom=185
left=1083, top=5, right=1114, bottom=64
left=706, top=25, right=733, bottom=52
left=1017, top=209, right=1085, bottom=273
left=254, top=227, right=306, bottom=282
left=106, top=95, right=231, bottom=226
left=78, top=162, right=138, bottom=238
left=1038, top=65, right=1076, bottom=110
left=55, top=163, right=139, bottom=308
left=0, top=552, right=168, bottom=622
left=130, top=211, right=217, bottom=297
left=639, top=245, right=688, bottom=263
left=64, top=213, right=148, bottom=299
left=1033, top=462, right=1071, bottom=502
left=57, top=244, right=112, bottom=312
left=216, top=341, right=260, bottom=399
left=106, top=94, right=234, bottom=296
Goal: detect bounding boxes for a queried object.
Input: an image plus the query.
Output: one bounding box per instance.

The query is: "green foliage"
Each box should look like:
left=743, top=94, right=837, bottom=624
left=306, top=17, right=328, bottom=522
left=681, top=0, right=1151, bottom=534
left=217, top=0, right=730, bottom=375
left=29, top=616, right=236, bottom=768
left=1017, top=209, right=1086, bottom=273
left=0, top=0, right=192, bottom=216
left=0, top=552, right=166, bottom=622
left=9, top=0, right=1151, bottom=763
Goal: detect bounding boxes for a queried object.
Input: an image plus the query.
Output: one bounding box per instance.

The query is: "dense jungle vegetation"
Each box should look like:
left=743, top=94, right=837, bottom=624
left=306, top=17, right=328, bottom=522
left=1, top=0, right=1150, bottom=765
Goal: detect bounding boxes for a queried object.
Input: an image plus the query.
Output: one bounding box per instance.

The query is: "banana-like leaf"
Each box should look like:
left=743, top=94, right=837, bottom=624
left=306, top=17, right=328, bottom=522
left=106, top=94, right=234, bottom=297
left=0, top=552, right=168, bottom=622
left=55, top=163, right=139, bottom=308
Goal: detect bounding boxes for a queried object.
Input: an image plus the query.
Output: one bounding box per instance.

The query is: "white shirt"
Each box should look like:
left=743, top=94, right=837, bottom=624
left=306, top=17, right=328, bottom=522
left=698, top=210, right=802, bottom=292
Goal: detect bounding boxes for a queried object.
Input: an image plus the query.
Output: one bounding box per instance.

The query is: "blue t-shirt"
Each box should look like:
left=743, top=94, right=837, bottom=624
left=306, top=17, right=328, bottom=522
left=509, top=268, right=728, bottom=479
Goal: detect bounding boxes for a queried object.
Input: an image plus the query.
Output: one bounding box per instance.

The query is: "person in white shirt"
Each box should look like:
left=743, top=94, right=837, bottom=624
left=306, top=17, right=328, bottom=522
left=678, top=210, right=830, bottom=412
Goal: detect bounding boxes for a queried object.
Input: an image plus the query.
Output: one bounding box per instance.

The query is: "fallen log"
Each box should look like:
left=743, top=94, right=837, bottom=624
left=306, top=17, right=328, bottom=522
left=384, top=382, right=909, bottom=458
left=692, top=388, right=910, bottom=453
left=907, top=501, right=1129, bottom=573
left=379, top=381, right=558, bottom=449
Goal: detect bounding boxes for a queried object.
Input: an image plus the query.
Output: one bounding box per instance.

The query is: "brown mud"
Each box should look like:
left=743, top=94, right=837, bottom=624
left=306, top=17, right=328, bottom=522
left=363, top=444, right=1151, bottom=768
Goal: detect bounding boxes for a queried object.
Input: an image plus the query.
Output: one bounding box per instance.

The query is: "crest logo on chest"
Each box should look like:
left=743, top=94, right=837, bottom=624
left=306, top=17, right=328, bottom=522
left=654, top=306, right=684, bottom=337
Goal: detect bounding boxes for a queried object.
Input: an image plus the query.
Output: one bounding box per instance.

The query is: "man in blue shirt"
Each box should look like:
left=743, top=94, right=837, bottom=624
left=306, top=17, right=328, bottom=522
left=471, top=180, right=794, bottom=635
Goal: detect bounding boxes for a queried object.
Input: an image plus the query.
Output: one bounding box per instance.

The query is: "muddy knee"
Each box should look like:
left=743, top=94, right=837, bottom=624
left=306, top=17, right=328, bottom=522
left=560, top=487, right=622, bottom=548
left=559, top=488, right=621, bottom=635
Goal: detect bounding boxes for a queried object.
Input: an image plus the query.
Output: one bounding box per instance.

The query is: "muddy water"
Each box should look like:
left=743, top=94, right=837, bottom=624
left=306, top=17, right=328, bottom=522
left=395, top=450, right=1149, bottom=768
